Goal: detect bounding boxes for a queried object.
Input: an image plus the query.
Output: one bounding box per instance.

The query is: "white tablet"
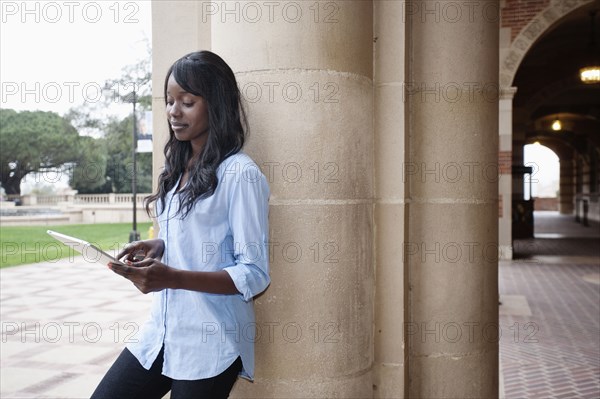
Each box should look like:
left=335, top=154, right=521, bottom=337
left=47, top=230, right=126, bottom=266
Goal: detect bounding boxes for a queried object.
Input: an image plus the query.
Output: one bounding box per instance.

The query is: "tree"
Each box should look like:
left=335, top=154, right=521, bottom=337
left=69, top=136, right=110, bottom=193
left=67, top=48, right=153, bottom=194
left=0, top=109, right=81, bottom=195
left=104, top=115, right=152, bottom=194
left=102, top=52, right=153, bottom=194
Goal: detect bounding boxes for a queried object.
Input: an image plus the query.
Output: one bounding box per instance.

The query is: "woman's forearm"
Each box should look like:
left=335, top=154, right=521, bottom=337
left=170, top=269, right=240, bottom=295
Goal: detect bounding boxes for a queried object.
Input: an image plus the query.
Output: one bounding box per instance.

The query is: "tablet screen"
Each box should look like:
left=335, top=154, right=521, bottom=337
left=47, top=230, right=126, bottom=266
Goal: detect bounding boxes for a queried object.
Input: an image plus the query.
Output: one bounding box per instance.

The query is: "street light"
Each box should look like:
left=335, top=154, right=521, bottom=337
left=123, top=89, right=141, bottom=242
left=103, top=82, right=141, bottom=242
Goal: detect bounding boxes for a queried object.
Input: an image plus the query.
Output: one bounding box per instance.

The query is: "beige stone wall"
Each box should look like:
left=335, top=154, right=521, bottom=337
left=499, top=88, right=516, bottom=259
left=405, top=0, right=499, bottom=396
left=151, top=0, right=500, bottom=397
left=213, top=2, right=375, bottom=397
left=373, top=1, right=408, bottom=397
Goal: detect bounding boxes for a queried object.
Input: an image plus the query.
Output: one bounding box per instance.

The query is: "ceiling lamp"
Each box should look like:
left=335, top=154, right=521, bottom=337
left=580, top=66, right=600, bottom=82
left=580, top=10, right=600, bottom=84
left=551, top=118, right=562, bottom=131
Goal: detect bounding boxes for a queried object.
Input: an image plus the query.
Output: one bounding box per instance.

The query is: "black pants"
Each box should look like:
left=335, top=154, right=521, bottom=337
left=90, top=347, right=242, bottom=399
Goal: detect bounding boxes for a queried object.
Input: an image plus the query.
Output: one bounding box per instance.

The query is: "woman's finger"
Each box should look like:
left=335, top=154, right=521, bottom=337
left=116, top=241, right=142, bottom=260
left=130, top=258, right=154, bottom=268
left=108, top=262, right=137, bottom=278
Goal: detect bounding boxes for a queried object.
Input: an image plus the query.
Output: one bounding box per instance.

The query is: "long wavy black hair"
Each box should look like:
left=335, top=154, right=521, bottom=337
left=145, top=51, right=247, bottom=218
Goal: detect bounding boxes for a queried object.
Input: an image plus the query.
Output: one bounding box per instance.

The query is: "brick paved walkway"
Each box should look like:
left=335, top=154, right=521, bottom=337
left=1, top=260, right=151, bottom=398
left=1, top=211, right=598, bottom=398
left=500, top=212, right=600, bottom=399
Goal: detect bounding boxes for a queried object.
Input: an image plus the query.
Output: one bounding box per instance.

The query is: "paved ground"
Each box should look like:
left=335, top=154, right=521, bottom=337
left=0, top=211, right=598, bottom=398
left=1, top=260, right=151, bottom=398
left=514, top=211, right=600, bottom=258
left=500, top=211, right=600, bottom=399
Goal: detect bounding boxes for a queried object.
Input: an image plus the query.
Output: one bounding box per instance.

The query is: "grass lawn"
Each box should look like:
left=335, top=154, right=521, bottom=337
left=0, top=222, right=152, bottom=268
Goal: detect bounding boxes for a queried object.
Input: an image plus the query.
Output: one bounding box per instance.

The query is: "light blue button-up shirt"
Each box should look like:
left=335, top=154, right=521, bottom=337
left=127, top=152, right=270, bottom=380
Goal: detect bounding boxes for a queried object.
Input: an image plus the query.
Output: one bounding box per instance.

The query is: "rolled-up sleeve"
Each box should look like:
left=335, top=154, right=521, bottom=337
left=223, top=160, right=270, bottom=301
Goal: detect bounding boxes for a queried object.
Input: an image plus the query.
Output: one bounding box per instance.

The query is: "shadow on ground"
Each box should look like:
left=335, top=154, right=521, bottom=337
left=514, top=238, right=600, bottom=258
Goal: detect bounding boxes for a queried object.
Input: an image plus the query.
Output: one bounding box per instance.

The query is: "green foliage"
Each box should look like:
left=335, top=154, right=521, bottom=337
left=0, top=51, right=154, bottom=195
left=68, top=116, right=152, bottom=194
left=0, top=109, right=81, bottom=195
left=104, top=116, right=152, bottom=193
left=67, top=50, right=153, bottom=194
left=70, top=136, right=110, bottom=193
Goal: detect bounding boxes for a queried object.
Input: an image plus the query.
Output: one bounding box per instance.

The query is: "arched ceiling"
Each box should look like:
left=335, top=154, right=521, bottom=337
left=513, top=1, right=600, bottom=153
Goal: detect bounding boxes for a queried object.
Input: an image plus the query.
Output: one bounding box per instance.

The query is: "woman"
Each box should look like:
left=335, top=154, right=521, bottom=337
left=91, top=51, right=270, bottom=399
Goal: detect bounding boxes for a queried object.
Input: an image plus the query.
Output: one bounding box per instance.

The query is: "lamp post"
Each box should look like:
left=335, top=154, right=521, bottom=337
left=103, top=81, right=142, bottom=242
left=126, top=89, right=140, bottom=242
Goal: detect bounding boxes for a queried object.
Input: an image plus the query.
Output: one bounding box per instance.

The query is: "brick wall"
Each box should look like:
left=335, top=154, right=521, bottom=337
left=499, top=151, right=512, bottom=218
left=534, top=197, right=559, bottom=211
left=501, top=0, right=550, bottom=41
left=499, top=151, right=512, bottom=175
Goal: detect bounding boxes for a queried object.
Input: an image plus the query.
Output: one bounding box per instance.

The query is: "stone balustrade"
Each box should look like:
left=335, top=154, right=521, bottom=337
left=6, top=193, right=151, bottom=206
left=0, top=193, right=153, bottom=226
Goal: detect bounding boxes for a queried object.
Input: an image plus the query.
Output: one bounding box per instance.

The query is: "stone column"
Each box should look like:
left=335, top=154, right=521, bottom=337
left=210, top=2, right=374, bottom=397
left=498, top=87, right=516, bottom=259
left=150, top=1, right=212, bottom=193
left=373, top=1, right=409, bottom=397
left=559, top=158, right=575, bottom=215
left=406, top=1, right=499, bottom=397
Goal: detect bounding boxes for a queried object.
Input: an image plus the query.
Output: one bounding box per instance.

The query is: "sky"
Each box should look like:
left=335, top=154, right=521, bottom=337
left=0, top=0, right=152, bottom=193
left=1, top=0, right=152, bottom=116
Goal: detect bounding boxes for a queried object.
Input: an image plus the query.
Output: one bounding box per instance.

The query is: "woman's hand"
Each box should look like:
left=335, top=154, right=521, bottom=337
left=108, top=258, right=178, bottom=294
left=116, top=239, right=165, bottom=263
left=110, top=238, right=240, bottom=295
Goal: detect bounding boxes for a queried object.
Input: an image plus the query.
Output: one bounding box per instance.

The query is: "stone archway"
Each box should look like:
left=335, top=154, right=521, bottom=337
left=499, top=0, right=595, bottom=88
left=498, top=0, right=599, bottom=257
